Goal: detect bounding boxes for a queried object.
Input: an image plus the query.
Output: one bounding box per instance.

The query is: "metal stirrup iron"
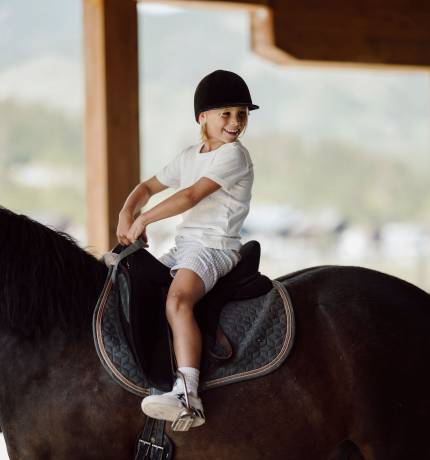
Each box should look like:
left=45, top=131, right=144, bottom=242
left=171, top=370, right=195, bottom=432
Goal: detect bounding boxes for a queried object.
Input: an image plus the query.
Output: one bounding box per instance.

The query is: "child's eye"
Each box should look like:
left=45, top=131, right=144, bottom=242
left=220, top=111, right=246, bottom=119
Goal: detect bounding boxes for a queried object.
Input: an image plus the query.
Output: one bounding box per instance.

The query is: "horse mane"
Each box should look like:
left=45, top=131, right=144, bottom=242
left=0, top=207, right=108, bottom=338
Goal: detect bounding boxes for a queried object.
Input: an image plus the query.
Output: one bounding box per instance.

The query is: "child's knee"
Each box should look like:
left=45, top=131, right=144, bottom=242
left=165, top=291, right=194, bottom=321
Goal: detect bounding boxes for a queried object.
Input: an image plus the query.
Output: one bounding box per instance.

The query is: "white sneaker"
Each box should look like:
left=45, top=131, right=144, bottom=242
left=141, top=389, right=206, bottom=428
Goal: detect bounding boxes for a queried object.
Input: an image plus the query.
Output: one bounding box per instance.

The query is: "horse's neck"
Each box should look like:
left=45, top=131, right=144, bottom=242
left=0, top=326, right=144, bottom=459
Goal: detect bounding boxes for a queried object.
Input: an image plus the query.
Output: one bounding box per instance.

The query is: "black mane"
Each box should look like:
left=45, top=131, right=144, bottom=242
left=0, top=207, right=107, bottom=338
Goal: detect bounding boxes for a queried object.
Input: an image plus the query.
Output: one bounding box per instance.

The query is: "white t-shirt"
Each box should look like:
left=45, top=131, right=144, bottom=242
left=155, top=140, right=254, bottom=250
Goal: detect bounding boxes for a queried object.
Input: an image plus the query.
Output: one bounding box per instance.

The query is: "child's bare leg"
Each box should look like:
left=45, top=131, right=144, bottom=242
left=165, top=268, right=206, bottom=368
left=140, top=268, right=207, bottom=427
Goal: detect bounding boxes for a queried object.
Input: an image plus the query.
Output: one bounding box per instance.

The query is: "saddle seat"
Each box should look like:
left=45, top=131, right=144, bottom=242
left=93, top=239, right=295, bottom=395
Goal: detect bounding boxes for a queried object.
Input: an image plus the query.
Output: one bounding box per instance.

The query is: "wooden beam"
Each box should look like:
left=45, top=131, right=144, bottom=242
left=144, top=0, right=430, bottom=69
left=83, top=0, right=140, bottom=255
left=269, top=0, right=430, bottom=68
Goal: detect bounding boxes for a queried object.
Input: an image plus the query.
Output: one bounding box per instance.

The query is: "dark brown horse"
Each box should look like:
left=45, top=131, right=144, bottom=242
left=1, top=206, right=430, bottom=459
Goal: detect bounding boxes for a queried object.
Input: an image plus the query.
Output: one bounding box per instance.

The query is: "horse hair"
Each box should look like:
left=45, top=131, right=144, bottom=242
left=0, top=207, right=107, bottom=338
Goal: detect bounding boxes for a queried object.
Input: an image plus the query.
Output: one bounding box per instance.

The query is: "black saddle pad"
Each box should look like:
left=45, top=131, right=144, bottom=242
left=93, top=274, right=295, bottom=395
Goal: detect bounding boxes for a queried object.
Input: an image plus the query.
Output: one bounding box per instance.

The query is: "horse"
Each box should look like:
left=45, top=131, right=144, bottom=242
left=0, top=205, right=430, bottom=460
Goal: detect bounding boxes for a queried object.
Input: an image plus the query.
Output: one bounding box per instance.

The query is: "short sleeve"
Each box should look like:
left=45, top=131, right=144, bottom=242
left=155, top=151, right=183, bottom=189
left=203, top=145, right=250, bottom=189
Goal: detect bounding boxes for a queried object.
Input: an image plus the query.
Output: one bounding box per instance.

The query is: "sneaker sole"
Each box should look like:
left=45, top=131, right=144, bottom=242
left=141, top=400, right=205, bottom=428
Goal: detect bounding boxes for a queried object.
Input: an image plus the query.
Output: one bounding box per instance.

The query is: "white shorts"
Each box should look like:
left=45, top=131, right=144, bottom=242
left=158, top=235, right=241, bottom=294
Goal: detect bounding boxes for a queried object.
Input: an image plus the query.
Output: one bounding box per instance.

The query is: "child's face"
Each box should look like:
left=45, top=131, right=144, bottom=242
left=200, top=106, right=248, bottom=143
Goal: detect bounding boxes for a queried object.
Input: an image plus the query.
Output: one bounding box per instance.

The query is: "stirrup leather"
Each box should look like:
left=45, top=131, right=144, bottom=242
left=171, top=370, right=196, bottom=432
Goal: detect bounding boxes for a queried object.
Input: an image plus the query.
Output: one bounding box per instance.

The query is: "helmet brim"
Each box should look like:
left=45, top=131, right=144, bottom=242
left=195, top=103, right=260, bottom=122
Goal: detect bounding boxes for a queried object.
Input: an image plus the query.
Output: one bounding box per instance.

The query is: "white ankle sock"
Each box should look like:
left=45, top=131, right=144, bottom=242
left=174, top=366, right=200, bottom=396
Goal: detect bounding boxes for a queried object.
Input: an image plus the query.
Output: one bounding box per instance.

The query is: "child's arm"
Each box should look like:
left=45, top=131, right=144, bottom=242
left=117, top=176, right=168, bottom=245
left=120, top=176, right=168, bottom=216
left=126, top=177, right=221, bottom=243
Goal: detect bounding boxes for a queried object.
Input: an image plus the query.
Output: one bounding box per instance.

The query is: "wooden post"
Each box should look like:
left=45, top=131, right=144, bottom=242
left=83, top=0, right=140, bottom=254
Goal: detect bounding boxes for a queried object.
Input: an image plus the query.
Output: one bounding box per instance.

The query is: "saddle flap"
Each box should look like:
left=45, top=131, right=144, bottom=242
left=116, top=249, right=174, bottom=391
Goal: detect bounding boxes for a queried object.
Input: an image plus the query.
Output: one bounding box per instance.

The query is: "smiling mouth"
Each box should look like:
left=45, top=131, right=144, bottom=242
left=224, top=129, right=240, bottom=136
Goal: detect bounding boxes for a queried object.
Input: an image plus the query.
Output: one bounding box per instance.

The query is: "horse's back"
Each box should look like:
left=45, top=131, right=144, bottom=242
left=283, top=265, right=430, bottom=459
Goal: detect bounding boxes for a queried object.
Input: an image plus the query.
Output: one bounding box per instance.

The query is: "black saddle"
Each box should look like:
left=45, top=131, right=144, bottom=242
left=107, top=239, right=273, bottom=391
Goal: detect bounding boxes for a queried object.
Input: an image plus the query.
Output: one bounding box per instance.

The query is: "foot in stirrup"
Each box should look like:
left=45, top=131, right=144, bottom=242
left=141, top=389, right=206, bottom=428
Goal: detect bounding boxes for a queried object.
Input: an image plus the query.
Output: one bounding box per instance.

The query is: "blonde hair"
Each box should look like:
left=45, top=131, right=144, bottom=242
left=199, top=107, right=249, bottom=142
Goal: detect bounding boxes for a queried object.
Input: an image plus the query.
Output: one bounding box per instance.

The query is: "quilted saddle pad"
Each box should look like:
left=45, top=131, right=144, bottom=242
left=93, top=277, right=295, bottom=396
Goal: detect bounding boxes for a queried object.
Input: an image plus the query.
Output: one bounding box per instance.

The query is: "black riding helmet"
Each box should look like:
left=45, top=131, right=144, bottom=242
left=194, top=69, right=259, bottom=123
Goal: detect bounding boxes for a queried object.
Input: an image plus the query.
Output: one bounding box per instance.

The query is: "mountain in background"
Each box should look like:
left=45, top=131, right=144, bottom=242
left=1, top=0, right=429, bottom=229
left=1, top=98, right=429, bottom=226
left=0, top=0, right=429, bottom=172
left=0, top=0, right=81, bottom=71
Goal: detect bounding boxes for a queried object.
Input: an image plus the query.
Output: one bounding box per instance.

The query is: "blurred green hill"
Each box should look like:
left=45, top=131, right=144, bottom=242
left=249, top=134, right=430, bottom=224
left=1, top=99, right=429, bottom=226
left=0, top=99, right=84, bottom=221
